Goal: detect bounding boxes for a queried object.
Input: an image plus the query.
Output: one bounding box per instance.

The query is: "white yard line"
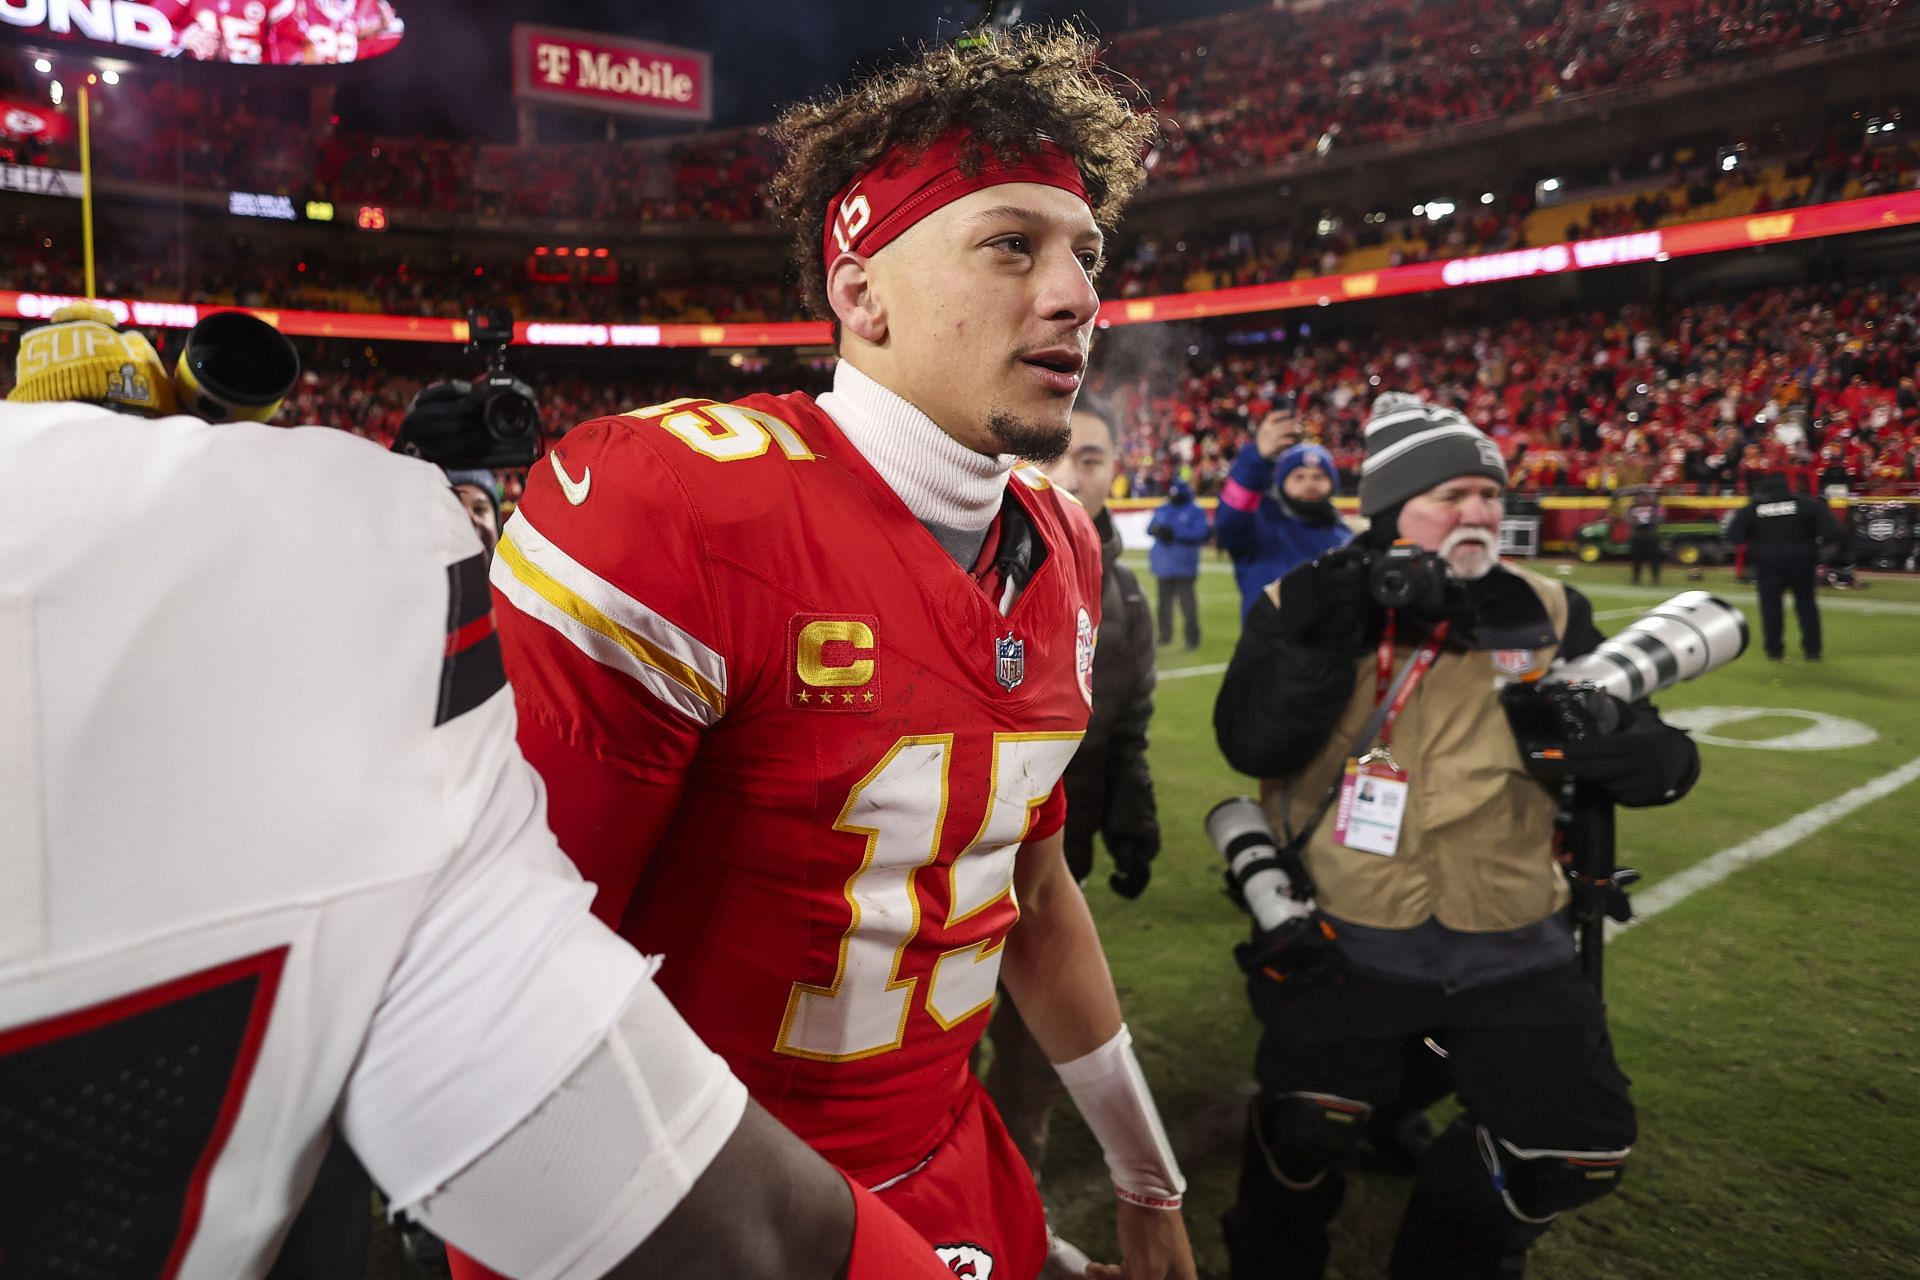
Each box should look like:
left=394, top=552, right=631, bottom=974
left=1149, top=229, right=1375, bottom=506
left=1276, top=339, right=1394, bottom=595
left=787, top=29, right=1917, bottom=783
left=1611, top=752, right=1920, bottom=936
left=1159, top=661, right=1230, bottom=681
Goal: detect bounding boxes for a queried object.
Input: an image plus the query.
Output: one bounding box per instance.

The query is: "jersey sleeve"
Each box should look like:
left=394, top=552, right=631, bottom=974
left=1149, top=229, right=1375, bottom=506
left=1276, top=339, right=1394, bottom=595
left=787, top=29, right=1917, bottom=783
left=489, top=416, right=733, bottom=924
left=342, top=481, right=666, bottom=1213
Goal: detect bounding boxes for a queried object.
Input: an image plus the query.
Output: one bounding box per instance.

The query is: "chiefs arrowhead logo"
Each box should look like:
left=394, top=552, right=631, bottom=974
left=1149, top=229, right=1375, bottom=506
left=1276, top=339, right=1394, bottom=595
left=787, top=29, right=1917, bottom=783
left=935, top=1243, right=994, bottom=1277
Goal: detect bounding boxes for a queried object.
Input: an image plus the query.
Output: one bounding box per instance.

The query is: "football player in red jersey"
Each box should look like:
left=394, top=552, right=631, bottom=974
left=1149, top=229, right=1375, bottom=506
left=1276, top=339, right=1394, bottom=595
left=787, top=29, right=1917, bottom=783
left=156, top=0, right=294, bottom=63
left=483, top=26, right=1196, bottom=1280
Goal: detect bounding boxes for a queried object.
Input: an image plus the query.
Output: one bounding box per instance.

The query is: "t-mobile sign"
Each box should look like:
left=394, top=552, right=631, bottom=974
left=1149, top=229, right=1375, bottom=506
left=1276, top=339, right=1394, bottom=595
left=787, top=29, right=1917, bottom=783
left=512, top=24, right=711, bottom=123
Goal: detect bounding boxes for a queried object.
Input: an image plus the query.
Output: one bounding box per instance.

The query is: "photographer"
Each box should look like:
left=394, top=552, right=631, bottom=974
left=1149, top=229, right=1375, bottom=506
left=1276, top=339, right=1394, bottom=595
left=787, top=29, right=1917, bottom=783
left=1213, top=394, right=1699, bottom=1280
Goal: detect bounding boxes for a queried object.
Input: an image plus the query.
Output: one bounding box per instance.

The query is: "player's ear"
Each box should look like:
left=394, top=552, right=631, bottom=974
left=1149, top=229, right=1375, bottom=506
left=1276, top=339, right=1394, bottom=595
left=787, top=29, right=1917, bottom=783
left=827, top=255, right=887, bottom=345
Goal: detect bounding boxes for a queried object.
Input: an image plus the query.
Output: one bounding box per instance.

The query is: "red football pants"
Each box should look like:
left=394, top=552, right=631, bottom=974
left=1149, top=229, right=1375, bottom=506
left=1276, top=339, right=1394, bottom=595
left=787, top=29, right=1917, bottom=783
left=868, top=1074, right=1049, bottom=1280
left=446, top=1077, right=1047, bottom=1279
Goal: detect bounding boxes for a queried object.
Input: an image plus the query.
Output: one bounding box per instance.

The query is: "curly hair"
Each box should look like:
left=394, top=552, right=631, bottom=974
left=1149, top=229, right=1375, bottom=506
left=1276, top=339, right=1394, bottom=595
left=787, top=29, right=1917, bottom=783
left=769, top=25, right=1158, bottom=321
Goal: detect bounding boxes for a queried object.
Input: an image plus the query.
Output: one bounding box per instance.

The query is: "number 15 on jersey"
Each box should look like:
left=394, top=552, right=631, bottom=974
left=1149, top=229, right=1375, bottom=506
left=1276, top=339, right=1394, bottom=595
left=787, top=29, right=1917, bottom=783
left=775, top=733, right=1081, bottom=1063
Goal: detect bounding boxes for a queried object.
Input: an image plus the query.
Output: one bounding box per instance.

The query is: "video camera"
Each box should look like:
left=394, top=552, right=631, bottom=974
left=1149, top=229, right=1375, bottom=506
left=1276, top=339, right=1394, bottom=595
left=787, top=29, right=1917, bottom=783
left=392, top=307, right=541, bottom=471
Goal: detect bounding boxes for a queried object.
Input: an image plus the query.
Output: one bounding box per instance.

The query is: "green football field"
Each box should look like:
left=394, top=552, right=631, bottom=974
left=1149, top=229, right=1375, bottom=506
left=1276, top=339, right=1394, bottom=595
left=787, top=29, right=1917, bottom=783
left=1038, top=554, right=1920, bottom=1280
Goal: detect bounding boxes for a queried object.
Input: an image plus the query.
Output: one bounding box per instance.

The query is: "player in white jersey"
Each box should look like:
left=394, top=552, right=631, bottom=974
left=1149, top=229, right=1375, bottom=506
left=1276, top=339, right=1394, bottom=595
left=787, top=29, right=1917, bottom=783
left=0, top=398, right=958, bottom=1280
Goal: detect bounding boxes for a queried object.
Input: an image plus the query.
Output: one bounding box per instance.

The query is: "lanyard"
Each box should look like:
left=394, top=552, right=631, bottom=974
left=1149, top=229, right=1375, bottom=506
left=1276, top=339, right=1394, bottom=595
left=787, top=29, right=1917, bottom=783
left=1372, top=612, right=1450, bottom=748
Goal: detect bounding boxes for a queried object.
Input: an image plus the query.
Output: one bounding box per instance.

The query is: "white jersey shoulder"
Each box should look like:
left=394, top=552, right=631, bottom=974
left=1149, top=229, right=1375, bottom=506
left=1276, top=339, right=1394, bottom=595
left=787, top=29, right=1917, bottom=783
left=0, top=403, right=650, bottom=1276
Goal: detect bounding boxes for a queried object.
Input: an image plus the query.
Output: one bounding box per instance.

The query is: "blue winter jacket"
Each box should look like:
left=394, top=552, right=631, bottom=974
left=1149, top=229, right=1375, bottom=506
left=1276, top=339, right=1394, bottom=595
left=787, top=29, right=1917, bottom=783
left=1214, top=442, right=1352, bottom=618
left=1146, top=482, right=1210, bottom=579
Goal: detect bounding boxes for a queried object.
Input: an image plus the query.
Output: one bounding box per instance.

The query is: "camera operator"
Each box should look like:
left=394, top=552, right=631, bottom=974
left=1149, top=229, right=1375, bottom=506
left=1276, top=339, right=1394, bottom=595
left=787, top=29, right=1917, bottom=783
left=1213, top=394, right=1699, bottom=1280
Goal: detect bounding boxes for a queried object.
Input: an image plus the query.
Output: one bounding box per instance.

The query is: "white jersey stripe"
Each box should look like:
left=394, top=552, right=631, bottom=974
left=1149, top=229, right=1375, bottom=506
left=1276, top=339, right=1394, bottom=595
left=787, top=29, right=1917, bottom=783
left=491, top=516, right=726, bottom=725
left=501, top=510, right=726, bottom=700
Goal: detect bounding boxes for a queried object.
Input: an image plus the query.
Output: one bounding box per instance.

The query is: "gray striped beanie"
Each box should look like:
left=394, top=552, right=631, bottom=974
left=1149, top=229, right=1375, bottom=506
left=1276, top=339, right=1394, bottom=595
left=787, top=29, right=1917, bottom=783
left=1358, top=393, right=1507, bottom=516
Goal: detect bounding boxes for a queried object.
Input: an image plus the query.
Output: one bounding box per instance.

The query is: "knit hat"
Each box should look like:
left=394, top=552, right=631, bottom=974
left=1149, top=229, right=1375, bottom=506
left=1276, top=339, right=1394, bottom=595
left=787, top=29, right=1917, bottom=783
left=1276, top=442, right=1339, bottom=495
left=8, top=302, right=177, bottom=415
left=1357, top=392, right=1505, bottom=516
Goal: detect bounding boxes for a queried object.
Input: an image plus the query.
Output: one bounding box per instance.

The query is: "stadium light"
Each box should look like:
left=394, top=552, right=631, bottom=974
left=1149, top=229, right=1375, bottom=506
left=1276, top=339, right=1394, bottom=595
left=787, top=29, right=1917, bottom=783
left=1541, top=177, right=1561, bottom=192
left=102, top=70, right=119, bottom=85
left=1721, top=153, right=1739, bottom=171
left=34, top=57, right=52, bottom=73
left=49, top=80, right=62, bottom=105
left=1424, top=200, right=1456, bottom=220
left=1481, top=192, right=1495, bottom=204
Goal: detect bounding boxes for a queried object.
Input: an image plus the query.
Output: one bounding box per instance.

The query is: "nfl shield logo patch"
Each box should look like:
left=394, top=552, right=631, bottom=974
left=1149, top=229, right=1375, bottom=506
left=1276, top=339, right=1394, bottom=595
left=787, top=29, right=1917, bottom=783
left=995, top=633, right=1026, bottom=692
left=1492, top=648, right=1534, bottom=676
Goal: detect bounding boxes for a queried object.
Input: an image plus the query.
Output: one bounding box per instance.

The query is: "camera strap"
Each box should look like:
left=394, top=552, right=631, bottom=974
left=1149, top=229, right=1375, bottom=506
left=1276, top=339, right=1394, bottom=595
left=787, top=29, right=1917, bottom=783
left=1285, top=617, right=1448, bottom=850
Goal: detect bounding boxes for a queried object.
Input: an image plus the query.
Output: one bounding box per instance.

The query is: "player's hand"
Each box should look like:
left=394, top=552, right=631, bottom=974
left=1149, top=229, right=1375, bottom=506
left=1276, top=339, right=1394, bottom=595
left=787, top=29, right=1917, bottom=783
left=1254, top=412, right=1301, bottom=460
left=1084, top=1202, right=1198, bottom=1280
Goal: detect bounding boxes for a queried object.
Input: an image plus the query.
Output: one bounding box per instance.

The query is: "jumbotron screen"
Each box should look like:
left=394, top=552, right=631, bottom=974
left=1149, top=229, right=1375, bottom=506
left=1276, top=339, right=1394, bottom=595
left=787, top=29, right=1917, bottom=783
left=1, top=0, right=406, bottom=66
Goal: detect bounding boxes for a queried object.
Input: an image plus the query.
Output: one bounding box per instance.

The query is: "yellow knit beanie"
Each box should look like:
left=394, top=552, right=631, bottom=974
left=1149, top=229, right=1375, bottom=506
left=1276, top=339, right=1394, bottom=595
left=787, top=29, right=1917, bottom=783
left=8, top=302, right=178, bottom=415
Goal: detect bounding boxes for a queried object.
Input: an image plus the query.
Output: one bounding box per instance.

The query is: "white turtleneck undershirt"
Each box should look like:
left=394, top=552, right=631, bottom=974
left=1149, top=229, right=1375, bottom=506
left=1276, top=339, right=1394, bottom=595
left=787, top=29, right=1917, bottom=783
left=817, top=359, right=1015, bottom=570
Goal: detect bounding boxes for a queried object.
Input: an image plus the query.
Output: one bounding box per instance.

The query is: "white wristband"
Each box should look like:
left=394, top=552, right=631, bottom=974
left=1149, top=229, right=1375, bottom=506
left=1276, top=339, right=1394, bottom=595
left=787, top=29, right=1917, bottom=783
left=1053, top=1023, right=1186, bottom=1209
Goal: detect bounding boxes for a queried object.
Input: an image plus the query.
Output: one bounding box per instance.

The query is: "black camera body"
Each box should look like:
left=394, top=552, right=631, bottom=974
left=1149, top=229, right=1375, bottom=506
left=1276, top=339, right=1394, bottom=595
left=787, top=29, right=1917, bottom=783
left=1499, top=678, right=1621, bottom=744
left=1360, top=542, right=1450, bottom=610
left=393, top=307, right=541, bottom=471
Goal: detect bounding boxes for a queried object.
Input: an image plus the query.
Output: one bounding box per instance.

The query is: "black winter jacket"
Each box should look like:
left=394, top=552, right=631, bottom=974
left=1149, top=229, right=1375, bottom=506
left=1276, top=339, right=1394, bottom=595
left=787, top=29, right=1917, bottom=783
left=1062, top=508, right=1160, bottom=882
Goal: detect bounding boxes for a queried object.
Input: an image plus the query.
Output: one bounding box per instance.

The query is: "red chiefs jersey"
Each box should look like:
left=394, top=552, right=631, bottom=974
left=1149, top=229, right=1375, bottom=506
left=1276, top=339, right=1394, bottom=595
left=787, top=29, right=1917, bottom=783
left=156, top=0, right=294, bottom=63
left=277, top=0, right=403, bottom=64
left=490, top=389, right=1102, bottom=1180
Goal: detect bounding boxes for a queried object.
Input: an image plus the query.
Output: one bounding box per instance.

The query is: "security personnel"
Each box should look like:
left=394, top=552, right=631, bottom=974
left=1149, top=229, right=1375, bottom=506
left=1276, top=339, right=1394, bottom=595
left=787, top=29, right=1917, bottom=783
left=1726, top=474, right=1843, bottom=661
left=1214, top=394, right=1699, bottom=1280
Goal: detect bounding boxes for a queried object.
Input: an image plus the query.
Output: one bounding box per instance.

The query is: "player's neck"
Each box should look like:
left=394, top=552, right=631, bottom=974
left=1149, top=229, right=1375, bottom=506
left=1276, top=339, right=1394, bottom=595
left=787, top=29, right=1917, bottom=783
left=819, top=359, right=1014, bottom=537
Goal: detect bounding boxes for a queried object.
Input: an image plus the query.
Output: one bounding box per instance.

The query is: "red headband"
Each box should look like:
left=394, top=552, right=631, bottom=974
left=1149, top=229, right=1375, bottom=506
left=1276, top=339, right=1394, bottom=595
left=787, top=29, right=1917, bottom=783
left=822, top=129, right=1091, bottom=274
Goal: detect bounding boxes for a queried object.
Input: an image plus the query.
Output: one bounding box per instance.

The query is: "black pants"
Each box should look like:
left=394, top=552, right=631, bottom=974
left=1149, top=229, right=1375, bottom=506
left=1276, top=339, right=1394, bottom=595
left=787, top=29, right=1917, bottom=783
left=1627, top=535, right=1662, bottom=584
left=1225, top=960, right=1635, bottom=1280
left=1754, top=549, right=1821, bottom=658
left=1157, top=575, right=1200, bottom=647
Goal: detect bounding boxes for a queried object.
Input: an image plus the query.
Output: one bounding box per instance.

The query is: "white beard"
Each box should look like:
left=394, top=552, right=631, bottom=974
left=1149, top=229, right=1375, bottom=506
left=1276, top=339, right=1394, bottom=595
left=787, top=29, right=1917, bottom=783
left=1441, top=527, right=1500, bottom=581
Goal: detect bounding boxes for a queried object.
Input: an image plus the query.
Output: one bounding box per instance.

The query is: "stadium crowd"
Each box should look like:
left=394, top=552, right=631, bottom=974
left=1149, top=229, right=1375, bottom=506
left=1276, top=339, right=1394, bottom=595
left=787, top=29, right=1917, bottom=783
left=1112, top=0, right=1906, bottom=182
left=1089, top=273, right=1920, bottom=498
left=1107, top=118, right=1917, bottom=297
left=5, top=0, right=1910, bottom=234
left=7, top=272, right=1910, bottom=506
left=9, top=120, right=1911, bottom=329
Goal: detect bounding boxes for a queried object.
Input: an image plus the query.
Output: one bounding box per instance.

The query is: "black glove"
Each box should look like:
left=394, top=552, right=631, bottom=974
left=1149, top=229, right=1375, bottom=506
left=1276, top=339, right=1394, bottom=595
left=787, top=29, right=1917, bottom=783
left=1237, top=914, right=1342, bottom=1022
left=1105, top=833, right=1158, bottom=899
left=1274, top=545, right=1374, bottom=649
left=1512, top=690, right=1701, bottom=807
left=1153, top=524, right=1175, bottom=542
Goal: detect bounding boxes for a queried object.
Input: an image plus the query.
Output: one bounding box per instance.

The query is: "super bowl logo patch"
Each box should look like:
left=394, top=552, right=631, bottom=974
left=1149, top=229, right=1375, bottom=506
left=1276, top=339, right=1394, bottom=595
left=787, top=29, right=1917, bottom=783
left=789, top=614, right=881, bottom=712
left=995, top=632, right=1026, bottom=693
left=1074, top=607, right=1096, bottom=707
left=935, top=1243, right=994, bottom=1277
left=1492, top=648, right=1534, bottom=676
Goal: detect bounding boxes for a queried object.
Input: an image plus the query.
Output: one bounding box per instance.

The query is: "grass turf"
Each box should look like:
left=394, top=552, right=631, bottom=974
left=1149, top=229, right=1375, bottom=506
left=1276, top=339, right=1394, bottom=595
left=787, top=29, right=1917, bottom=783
left=1036, top=555, right=1920, bottom=1280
